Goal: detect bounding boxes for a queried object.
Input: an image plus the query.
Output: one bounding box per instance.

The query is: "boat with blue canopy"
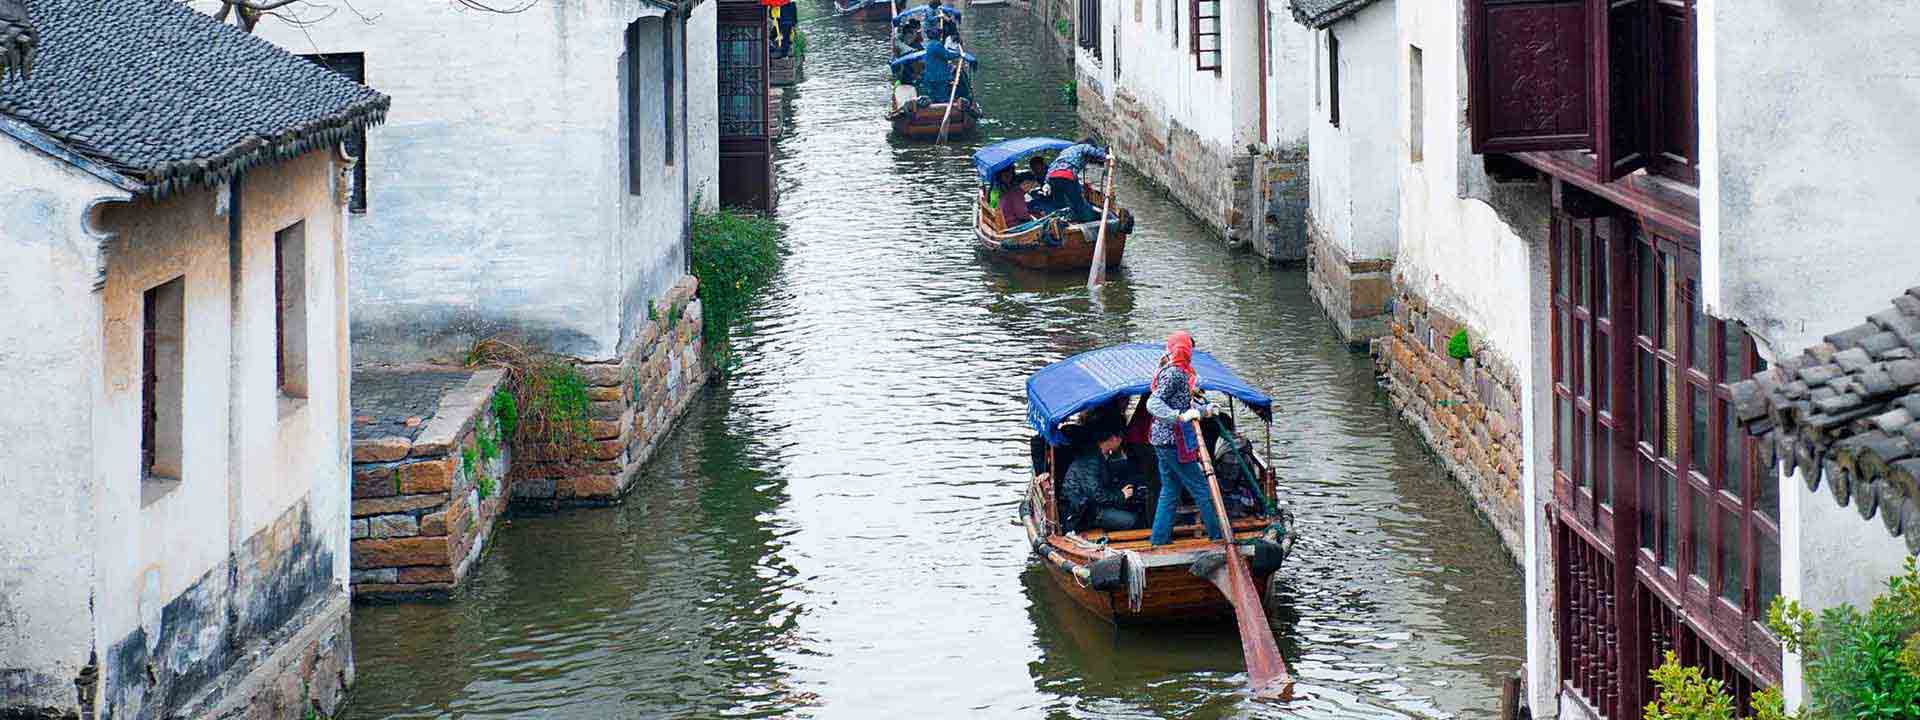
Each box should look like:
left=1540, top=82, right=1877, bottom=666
left=973, top=138, right=1133, bottom=270
left=1021, top=343, right=1295, bottom=625
left=887, top=41, right=980, bottom=140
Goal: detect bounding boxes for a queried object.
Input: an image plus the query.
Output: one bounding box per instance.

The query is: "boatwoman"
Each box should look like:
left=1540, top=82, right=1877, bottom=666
left=1045, top=138, right=1108, bottom=223
left=1146, top=330, right=1225, bottom=546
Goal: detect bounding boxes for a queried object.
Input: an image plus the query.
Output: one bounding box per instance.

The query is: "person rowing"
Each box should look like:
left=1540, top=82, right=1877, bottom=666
left=1145, top=330, right=1225, bottom=546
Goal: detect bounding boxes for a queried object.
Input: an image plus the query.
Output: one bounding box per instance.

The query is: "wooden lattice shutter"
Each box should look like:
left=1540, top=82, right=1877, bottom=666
left=1594, top=0, right=1652, bottom=181
left=1466, top=0, right=1592, bottom=153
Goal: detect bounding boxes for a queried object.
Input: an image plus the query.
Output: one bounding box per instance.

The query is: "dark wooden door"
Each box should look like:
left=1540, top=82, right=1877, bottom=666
left=718, top=2, right=773, bottom=212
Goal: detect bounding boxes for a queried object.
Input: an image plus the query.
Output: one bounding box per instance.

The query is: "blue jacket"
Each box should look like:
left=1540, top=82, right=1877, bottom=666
left=1047, top=143, right=1108, bottom=179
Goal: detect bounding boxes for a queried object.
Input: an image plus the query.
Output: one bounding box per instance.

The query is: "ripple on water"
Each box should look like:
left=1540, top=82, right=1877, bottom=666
left=343, top=4, right=1523, bottom=719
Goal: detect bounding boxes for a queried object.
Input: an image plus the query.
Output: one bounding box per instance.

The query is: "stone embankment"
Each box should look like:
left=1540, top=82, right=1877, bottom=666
left=1372, top=287, right=1526, bottom=562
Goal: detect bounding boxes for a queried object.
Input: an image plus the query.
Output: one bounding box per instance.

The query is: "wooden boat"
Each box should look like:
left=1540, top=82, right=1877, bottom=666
left=1021, top=344, right=1295, bottom=625
left=890, top=84, right=978, bottom=139
left=971, top=137, right=1132, bottom=271
left=834, top=0, right=893, bottom=21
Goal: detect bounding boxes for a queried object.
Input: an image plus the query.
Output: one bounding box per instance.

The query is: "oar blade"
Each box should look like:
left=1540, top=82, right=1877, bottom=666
left=1202, top=549, right=1295, bottom=699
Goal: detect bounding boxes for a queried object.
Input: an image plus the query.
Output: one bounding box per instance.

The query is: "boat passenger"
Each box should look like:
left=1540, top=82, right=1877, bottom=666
left=897, top=19, right=924, bottom=54
left=995, top=168, right=1035, bottom=226
left=1146, top=330, right=1226, bottom=546
left=914, top=38, right=971, bottom=102
left=1061, top=427, right=1144, bottom=532
left=927, top=0, right=959, bottom=42
left=1045, top=138, right=1109, bottom=223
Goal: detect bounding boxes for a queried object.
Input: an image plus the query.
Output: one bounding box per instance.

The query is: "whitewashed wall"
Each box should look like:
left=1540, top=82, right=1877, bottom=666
left=0, top=135, right=125, bottom=713
left=1262, top=0, right=1312, bottom=151
left=1076, top=0, right=1261, bottom=150
left=1305, top=1, right=1398, bottom=263
left=1708, top=1, right=1920, bottom=356
left=242, top=0, right=710, bottom=364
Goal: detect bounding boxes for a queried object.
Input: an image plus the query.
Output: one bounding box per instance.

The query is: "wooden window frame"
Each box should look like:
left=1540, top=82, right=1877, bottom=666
left=1190, top=0, right=1221, bottom=72
left=1079, top=0, right=1103, bottom=60
left=1327, top=30, right=1340, bottom=128
left=663, top=19, right=677, bottom=167
left=1549, top=188, right=1781, bottom=717
left=274, top=221, right=309, bottom=400
left=626, top=20, right=646, bottom=195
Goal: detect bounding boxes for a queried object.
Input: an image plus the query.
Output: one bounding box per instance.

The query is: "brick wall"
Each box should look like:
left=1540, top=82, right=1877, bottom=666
left=510, top=276, right=710, bottom=506
left=349, top=370, right=510, bottom=599
left=1306, top=222, right=1393, bottom=346
left=1371, top=285, right=1526, bottom=562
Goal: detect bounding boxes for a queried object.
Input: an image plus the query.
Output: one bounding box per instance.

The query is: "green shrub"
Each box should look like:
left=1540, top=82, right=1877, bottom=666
left=461, top=447, right=477, bottom=483
left=794, top=31, right=808, bottom=58
left=535, top=362, right=592, bottom=446
left=1054, top=17, right=1069, bottom=36
left=1769, top=557, right=1920, bottom=720
left=1644, top=652, right=1791, bottom=720
left=1447, top=328, right=1472, bottom=360
left=491, top=388, right=518, bottom=440
left=690, top=204, right=782, bottom=368
left=1060, top=79, right=1077, bottom=109
left=477, top=420, right=500, bottom=463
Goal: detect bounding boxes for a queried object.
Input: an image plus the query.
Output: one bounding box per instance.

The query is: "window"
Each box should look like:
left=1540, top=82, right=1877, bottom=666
left=143, top=277, right=185, bottom=487
left=1327, top=31, right=1340, bottom=127
left=626, top=20, right=647, bottom=194
left=1079, top=0, right=1102, bottom=60
left=1313, top=32, right=1321, bottom=109
left=718, top=22, right=767, bottom=139
left=301, top=53, right=368, bottom=212
left=662, top=20, right=677, bottom=166
left=1190, top=0, right=1220, bottom=71
left=1550, top=202, right=1782, bottom=717
left=1464, top=0, right=1699, bottom=184
left=1409, top=45, right=1424, bottom=163
left=275, top=221, right=309, bottom=399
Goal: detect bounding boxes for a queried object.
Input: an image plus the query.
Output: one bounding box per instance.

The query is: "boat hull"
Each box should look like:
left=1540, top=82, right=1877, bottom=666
left=1024, top=511, right=1279, bottom=625
left=890, top=100, right=978, bottom=139
left=974, top=189, right=1130, bottom=271
left=837, top=1, right=894, bottom=20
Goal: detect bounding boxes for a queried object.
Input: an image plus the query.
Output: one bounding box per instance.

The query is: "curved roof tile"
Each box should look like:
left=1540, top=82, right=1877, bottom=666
left=0, top=0, right=389, bottom=196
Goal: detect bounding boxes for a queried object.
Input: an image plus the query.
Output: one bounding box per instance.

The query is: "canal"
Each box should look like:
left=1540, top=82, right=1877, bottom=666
left=342, top=4, right=1526, bottom=718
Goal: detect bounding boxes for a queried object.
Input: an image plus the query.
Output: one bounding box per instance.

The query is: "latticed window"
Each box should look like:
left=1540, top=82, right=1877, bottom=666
left=1550, top=203, right=1780, bottom=718
left=1189, top=0, right=1219, bottom=71
left=1078, top=0, right=1102, bottom=59
left=718, top=24, right=766, bottom=139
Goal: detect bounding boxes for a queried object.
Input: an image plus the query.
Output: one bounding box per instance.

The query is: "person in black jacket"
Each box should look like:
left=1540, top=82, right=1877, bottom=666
left=1060, top=429, right=1143, bottom=532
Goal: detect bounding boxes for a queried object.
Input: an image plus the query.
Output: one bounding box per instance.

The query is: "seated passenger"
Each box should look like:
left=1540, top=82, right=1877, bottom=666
left=1061, top=428, right=1144, bottom=533
left=995, top=168, right=1034, bottom=226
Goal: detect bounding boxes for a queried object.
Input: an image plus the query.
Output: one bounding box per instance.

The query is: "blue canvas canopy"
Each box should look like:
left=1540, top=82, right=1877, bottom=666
left=889, top=48, right=977, bottom=69
left=893, top=5, right=961, bottom=26
left=972, top=137, right=1071, bottom=183
left=1026, top=343, right=1274, bottom=446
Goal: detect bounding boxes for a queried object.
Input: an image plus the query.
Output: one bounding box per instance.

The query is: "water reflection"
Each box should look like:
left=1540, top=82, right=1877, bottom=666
left=343, top=3, right=1522, bottom=718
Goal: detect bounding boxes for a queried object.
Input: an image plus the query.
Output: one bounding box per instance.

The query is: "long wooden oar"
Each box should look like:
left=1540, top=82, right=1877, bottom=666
left=934, top=44, right=968, bottom=144
left=1086, top=153, right=1118, bottom=288
left=1190, top=417, right=1295, bottom=699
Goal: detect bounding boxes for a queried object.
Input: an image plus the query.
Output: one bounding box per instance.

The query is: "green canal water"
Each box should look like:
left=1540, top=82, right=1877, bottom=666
left=342, top=4, right=1526, bottom=717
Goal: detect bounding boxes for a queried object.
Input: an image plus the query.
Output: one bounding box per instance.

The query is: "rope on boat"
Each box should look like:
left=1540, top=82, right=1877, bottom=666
left=1120, top=549, right=1146, bottom=612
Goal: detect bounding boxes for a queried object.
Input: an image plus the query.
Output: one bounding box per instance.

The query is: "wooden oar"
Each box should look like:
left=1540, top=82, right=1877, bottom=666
left=934, top=44, right=968, bottom=144
left=1086, top=153, right=1118, bottom=288
left=1190, top=417, right=1295, bottom=699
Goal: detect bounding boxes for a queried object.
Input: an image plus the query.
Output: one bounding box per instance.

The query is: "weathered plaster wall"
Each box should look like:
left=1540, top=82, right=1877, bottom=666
left=1305, top=2, right=1398, bottom=266
left=84, top=148, right=353, bottom=718
left=688, top=1, right=720, bottom=212
left=244, top=2, right=701, bottom=364
left=1711, top=2, right=1920, bottom=356
left=1303, top=1, right=1400, bottom=343
left=0, top=135, right=124, bottom=717
left=1073, top=0, right=1309, bottom=256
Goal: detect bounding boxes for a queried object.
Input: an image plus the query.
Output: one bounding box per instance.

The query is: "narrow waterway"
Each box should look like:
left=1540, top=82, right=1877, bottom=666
left=342, top=4, right=1525, bottom=718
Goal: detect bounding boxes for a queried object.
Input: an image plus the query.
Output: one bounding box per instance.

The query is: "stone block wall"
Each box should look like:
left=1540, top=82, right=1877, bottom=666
left=1076, top=85, right=1278, bottom=258
left=1258, top=147, right=1310, bottom=262
left=349, top=370, right=511, bottom=600
left=1306, top=222, right=1394, bottom=346
left=510, top=276, right=709, bottom=506
left=1370, top=285, right=1526, bottom=562
left=199, top=595, right=353, bottom=720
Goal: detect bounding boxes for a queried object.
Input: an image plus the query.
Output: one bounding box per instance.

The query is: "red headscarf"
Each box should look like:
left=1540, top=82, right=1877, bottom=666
left=1152, top=330, right=1200, bottom=393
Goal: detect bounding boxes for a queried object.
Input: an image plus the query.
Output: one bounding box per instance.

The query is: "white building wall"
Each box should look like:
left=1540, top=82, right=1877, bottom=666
left=1710, top=1, right=1920, bottom=356
left=242, top=1, right=704, bottom=364
left=688, top=1, right=720, bottom=212
left=1263, top=0, right=1312, bottom=150
left=1306, top=1, right=1398, bottom=264
left=0, top=135, right=124, bottom=712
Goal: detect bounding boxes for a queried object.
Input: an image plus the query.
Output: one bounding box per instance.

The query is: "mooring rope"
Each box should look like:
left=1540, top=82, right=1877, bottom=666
left=1120, top=549, right=1147, bottom=612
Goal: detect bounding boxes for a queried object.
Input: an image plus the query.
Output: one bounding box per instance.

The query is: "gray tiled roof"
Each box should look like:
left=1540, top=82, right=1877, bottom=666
left=0, top=0, right=389, bottom=196
left=1731, top=287, right=1920, bottom=555
left=0, top=0, right=30, bottom=80
left=1288, top=0, right=1383, bottom=28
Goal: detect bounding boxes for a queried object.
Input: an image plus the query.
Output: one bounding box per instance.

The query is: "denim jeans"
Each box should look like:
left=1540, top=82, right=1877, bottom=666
left=1047, top=175, right=1097, bottom=222
left=1150, top=444, right=1225, bottom=545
